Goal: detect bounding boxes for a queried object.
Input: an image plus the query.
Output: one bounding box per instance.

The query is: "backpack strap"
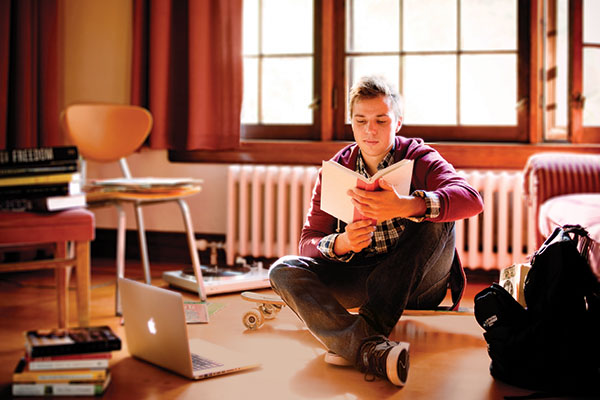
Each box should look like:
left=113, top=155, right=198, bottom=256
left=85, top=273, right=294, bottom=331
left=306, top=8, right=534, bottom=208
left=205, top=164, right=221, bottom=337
left=449, top=250, right=466, bottom=311
left=436, top=250, right=465, bottom=311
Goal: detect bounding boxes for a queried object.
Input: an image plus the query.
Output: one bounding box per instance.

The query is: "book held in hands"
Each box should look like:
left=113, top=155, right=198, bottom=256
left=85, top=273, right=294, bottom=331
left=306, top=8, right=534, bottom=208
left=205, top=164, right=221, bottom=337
left=320, top=159, right=414, bottom=224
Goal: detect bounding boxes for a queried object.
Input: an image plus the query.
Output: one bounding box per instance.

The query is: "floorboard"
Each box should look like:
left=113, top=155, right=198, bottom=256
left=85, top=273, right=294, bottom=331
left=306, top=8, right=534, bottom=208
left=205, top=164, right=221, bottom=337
left=0, top=258, right=545, bottom=399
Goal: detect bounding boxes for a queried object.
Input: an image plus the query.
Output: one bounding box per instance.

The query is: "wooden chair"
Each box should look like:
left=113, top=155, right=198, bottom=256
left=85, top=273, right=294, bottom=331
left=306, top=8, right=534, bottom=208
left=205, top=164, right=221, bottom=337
left=0, top=208, right=95, bottom=328
left=61, top=103, right=207, bottom=315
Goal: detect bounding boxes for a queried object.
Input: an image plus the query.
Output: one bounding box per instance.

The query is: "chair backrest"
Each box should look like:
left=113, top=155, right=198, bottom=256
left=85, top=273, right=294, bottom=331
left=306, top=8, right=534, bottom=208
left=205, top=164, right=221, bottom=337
left=62, top=104, right=153, bottom=163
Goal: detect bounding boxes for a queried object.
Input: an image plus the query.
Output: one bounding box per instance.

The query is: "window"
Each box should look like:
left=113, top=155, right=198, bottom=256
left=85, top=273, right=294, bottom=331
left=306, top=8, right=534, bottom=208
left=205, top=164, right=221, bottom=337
left=241, top=0, right=318, bottom=140
left=544, top=0, right=600, bottom=143
left=344, top=0, right=522, bottom=141
left=242, top=0, right=529, bottom=142
left=581, top=2, right=599, bottom=115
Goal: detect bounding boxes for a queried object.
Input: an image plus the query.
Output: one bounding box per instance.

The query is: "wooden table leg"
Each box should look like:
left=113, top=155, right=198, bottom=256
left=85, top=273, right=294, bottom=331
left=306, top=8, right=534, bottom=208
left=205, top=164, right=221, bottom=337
left=55, top=242, right=70, bottom=328
left=75, top=241, right=91, bottom=327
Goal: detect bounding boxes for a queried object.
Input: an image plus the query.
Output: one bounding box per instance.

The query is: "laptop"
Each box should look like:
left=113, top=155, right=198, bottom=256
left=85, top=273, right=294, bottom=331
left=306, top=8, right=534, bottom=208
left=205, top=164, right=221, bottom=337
left=118, top=278, right=260, bottom=380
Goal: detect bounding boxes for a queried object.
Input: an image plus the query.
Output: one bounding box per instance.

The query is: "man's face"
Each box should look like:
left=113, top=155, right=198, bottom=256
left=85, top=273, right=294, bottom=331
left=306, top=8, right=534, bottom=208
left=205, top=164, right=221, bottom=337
left=351, top=95, right=402, bottom=162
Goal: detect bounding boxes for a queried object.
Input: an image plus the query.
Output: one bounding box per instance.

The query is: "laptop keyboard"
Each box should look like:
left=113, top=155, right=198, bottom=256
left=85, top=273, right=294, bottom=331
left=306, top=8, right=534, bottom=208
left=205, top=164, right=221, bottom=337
left=191, top=353, right=224, bottom=371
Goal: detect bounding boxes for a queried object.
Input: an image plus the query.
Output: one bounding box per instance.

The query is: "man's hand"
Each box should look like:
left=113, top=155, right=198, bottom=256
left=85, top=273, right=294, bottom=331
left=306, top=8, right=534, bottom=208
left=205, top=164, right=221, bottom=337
left=348, top=179, right=426, bottom=223
left=333, top=219, right=375, bottom=256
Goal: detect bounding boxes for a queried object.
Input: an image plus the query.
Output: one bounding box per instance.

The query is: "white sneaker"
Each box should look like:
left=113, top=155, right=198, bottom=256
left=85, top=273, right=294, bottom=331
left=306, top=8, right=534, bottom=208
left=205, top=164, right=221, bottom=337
left=324, top=350, right=353, bottom=367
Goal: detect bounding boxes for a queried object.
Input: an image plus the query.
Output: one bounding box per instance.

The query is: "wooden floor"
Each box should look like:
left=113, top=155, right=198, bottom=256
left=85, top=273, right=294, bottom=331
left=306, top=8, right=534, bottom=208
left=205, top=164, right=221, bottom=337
left=0, top=258, right=545, bottom=399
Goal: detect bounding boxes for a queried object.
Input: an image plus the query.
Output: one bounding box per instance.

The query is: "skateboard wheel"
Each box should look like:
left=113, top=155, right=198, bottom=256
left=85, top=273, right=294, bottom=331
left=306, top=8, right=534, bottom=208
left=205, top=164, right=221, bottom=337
left=259, top=303, right=280, bottom=320
left=243, top=308, right=264, bottom=330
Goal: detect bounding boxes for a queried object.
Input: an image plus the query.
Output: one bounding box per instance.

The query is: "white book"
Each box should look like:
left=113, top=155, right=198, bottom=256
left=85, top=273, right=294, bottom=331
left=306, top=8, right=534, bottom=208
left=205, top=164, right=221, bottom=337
left=44, top=194, right=86, bottom=211
left=12, top=373, right=111, bottom=396
left=320, top=159, right=414, bottom=224
left=28, top=358, right=109, bottom=371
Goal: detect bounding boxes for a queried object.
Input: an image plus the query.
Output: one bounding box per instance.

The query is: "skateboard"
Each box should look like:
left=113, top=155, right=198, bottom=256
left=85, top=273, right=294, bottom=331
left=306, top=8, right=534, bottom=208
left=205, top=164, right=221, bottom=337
left=241, top=291, right=286, bottom=330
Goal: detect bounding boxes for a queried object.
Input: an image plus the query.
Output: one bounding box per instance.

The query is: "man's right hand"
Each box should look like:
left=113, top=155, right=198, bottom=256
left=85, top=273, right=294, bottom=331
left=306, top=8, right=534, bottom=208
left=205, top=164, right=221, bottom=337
left=333, top=219, right=375, bottom=256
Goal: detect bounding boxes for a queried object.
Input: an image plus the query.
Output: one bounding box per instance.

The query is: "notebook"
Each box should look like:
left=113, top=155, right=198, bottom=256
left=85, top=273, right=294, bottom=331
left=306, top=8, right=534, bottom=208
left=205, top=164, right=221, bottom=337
left=118, top=278, right=260, bottom=380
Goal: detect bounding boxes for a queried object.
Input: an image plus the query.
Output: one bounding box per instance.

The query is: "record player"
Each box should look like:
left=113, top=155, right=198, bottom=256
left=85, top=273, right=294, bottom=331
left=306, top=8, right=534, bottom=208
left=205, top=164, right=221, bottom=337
left=162, top=261, right=271, bottom=295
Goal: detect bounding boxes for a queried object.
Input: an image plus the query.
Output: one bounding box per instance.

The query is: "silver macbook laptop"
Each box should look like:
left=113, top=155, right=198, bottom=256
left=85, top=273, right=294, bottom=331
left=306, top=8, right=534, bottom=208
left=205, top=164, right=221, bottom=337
left=118, top=278, right=260, bottom=380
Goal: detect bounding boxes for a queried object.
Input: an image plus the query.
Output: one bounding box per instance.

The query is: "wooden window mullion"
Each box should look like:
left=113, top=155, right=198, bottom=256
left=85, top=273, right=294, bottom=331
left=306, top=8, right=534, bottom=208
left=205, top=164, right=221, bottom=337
left=568, top=0, right=584, bottom=142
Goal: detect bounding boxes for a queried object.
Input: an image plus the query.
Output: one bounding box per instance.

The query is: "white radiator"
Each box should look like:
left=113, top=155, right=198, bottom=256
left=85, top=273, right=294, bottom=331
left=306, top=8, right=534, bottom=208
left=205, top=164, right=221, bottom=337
left=226, top=165, right=536, bottom=270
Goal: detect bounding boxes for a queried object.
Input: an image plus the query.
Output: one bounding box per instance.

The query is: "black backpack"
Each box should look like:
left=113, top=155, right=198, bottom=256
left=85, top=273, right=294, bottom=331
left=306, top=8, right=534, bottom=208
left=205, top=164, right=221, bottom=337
left=474, top=225, right=600, bottom=396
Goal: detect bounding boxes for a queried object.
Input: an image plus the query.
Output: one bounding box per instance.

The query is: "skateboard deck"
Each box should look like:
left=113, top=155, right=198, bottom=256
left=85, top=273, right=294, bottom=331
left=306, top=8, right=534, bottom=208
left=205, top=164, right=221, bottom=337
left=240, top=291, right=474, bottom=330
left=241, top=291, right=285, bottom=305
left=241, top=292, right=285, bottom=330
left=403, top=307, right=474, bottom=316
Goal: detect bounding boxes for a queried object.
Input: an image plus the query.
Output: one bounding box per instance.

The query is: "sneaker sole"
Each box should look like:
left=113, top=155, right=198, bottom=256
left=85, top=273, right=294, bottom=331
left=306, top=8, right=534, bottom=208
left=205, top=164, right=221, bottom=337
left=386, top=342, right=410, bottom=387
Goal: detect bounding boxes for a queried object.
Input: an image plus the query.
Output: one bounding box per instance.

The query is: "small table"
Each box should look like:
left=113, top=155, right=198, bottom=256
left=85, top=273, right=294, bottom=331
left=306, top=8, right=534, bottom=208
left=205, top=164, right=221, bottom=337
left=0, top=208, right=95, bottom=327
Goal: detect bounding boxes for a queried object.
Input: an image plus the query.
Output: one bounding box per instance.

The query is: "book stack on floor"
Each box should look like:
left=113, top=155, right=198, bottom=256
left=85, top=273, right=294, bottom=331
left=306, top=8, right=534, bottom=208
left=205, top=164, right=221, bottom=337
left=0, top=146, right=85, bottom=212
left=12, top=326, right=122, bottom=397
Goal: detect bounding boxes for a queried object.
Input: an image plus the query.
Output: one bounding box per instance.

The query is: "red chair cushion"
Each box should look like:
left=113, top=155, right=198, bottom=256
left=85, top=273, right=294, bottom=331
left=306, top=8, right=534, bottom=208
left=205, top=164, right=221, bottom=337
left=0, top=209, right=95, bottom=245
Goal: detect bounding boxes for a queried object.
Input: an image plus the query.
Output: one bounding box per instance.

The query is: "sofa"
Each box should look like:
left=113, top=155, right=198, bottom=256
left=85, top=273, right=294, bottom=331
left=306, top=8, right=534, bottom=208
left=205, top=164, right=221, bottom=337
left=523, top=152, right=600, bottom=278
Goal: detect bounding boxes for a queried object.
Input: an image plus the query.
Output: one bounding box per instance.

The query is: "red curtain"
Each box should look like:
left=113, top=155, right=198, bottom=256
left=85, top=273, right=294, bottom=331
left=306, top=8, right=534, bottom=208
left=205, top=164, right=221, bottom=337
left=131, top=0, right=243, bottom=151
left=0, top=0, right=60, bottom=150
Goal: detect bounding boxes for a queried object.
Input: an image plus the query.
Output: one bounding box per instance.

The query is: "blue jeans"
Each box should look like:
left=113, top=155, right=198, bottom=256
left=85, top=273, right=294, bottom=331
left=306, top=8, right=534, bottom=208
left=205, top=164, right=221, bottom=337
left=269, top=221, right=456, bottom=365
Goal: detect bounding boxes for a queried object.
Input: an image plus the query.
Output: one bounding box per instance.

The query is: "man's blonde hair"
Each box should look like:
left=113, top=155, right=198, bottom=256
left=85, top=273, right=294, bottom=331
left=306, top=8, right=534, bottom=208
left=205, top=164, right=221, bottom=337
left=348, top=75, right=403, bottom=119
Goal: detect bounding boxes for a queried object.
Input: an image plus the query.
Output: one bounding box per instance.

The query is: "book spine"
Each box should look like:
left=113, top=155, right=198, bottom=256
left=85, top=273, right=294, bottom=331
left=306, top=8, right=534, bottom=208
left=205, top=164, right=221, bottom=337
left=28, top=358, right=109, bottom=371
left=0, top=198, right=46, bottom=212
left=0, top=182, right=81, bottom=199
left=13, top=369, right=107, bottom=383
left=12, top=382, right=106, bottom=396
left=0, top=146, right=78, bottom=167
left=0, top=195, right=83, bottom=212
left=0, top=162, right=78, bottom=178
left=26, top=339, right=121, bottom=358
left=28, top=352, right=112, bottom=362
left=0, top=172, right=81, bottom=187
left=25, top=326, right=122, bottom=358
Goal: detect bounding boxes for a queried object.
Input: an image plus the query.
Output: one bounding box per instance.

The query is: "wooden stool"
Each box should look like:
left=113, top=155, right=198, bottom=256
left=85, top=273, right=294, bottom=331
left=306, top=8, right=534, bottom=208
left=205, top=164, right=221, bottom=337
left=0, top=209, right=95, bottom=328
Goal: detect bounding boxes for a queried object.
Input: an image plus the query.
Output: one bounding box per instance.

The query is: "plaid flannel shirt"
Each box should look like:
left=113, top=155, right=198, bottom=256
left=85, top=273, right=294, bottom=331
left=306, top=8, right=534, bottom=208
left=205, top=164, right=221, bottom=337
left=317, top=149, right=440, bottom=262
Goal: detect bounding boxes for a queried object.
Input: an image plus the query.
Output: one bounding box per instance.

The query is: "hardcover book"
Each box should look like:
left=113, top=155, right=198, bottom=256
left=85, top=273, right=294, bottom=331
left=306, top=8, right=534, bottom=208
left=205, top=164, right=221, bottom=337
left=13, top=358, right=108, bottom=383
left=0, top=194, right=86, bottom=212
left=12, top=374, right=111, bottom=396
left=27, top=352, right=111, bottom=371
left=0, top=160, right=79, bottom=178
left=0, top=172, right=81, bottom=188
left=24, top=326, right=121, bottom=358
left=320, top=159, right=414, bottom=224
left=0, top=181, right=82, bottom=199
left=0, top=146, right=78, bottom=167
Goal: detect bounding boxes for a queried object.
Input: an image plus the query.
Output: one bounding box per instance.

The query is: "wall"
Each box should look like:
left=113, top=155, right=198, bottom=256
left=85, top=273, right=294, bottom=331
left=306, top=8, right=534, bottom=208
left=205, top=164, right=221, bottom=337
left=61, top=0, right=229, bottom=234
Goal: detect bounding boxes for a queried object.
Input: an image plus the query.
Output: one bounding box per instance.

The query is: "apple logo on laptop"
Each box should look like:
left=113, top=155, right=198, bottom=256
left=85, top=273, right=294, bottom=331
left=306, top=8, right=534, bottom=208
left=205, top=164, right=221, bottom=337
left=147, top=317, right=157, bottom=335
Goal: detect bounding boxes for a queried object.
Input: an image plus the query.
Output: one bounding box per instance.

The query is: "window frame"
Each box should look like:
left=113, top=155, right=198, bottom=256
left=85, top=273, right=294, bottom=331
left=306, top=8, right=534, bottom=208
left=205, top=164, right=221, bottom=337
left=569, top=0, right=600, bottom=143
left=338, top=0, right=530, bottom=143
left=242, top=0, right=531, bottom=143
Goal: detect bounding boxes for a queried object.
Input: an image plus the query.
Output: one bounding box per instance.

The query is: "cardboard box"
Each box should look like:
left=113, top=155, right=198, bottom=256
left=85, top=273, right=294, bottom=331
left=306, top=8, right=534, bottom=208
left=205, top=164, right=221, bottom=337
left=499, top=263, right=531, bottom=307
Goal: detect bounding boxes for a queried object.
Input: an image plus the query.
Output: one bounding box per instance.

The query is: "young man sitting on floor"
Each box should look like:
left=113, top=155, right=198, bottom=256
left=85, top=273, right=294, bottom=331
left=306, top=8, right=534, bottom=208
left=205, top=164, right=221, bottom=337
left=269, top=75, right=483, bottom=387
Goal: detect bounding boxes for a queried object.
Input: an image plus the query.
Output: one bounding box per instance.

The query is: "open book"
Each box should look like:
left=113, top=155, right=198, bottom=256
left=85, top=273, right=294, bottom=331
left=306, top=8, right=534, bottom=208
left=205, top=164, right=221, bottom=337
left=320, top=159, right=414, bottom=224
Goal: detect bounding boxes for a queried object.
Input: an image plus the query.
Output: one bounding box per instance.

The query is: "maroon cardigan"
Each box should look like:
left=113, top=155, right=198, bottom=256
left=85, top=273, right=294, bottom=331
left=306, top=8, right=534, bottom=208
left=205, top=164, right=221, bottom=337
left=299, top=136, right=484, bottom=309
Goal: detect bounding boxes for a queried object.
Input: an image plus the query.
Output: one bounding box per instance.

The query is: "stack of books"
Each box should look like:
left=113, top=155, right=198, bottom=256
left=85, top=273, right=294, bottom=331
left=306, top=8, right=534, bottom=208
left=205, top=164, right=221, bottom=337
left=0, top=146, right=85, bottom=212
left=12, top=326, right=122, bottom=397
